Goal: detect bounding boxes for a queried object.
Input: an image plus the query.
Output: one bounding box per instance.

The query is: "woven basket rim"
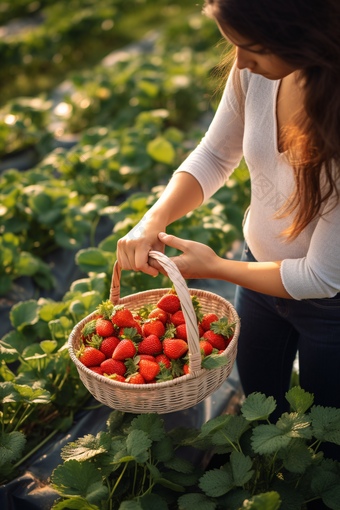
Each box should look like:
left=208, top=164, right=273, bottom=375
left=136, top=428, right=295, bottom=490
left=68, top=286, right=239, bottom=390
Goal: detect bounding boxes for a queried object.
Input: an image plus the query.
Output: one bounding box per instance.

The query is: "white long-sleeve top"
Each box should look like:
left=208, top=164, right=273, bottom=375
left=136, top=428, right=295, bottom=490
left=174, top=68, right=340, bottom=300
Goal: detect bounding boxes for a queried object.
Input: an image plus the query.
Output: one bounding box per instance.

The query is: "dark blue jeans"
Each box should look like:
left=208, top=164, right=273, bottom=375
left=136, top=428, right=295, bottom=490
left=235, top=243, right=340, bottom=461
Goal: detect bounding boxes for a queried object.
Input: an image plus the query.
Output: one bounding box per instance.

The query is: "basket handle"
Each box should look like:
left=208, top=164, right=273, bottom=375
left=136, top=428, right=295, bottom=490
left=110, top=251, right=202, bottom=373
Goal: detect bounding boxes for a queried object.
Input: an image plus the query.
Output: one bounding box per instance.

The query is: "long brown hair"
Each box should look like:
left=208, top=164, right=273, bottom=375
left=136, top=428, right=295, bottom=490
left=204, top=0, right=340, bottom=241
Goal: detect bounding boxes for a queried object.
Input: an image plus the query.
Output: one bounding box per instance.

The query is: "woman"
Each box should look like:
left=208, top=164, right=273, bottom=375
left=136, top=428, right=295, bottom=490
left=117, top=0, right=340, bottom=460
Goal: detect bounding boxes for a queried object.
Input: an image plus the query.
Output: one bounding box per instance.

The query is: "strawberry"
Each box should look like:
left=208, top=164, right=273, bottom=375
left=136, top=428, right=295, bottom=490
left=111, top=305, right=135, bottom=328
left=100, top=358, right=126, bottom=376
left=199, top=340, right=213, bottom=357
left=183, top=363, right=190, bottom=375
left=218, top=350, right=225, bottom=354
left=128, top=373, right=145, bottom=384
left=89, top=366, right=104, bottom=375
left=201, top=313, right=219, bottom=331
left=96, top=318, right=115, bottom=338
left=131, top=319, right=143, bottom=336
left=142, top=319, right=165, bottom=338
left=77, top=346, right=106, bottom=367
left=203, top=330, right=226, bottom=351
left=198, top=323, right=205, bottom=337
left=106, top=374, right=126, bottom=382
left=176, top=324, right=187, bottom=341
left=139, top=359, right=160, bottom=382
left=138, top=354, right=156, bottom=362
left=138, top=335, right=162, bottom=355
left=146, top=379, right=157, bottom=384
left=148, top=308, right=168, bottom=324
left=100, top=336, right=120, bottom=358
left=162, top=338, right=188, bottom=359
left=171, top=311, right=185, bottom=327
left=157, top=293, right=180, bottom=314
left=133, top=314, right=142, bottom=321
left=155, top=354, right=171, bottom=369
left=112, top=339, right=136, bottom=360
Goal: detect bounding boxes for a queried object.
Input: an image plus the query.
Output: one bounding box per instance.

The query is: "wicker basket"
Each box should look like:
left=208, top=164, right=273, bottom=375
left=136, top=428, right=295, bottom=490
left=68, top=251, right=240, bottom=414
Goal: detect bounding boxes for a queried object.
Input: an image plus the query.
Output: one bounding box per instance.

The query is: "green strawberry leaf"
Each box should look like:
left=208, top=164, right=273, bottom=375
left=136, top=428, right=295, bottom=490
left=51, top=460, right=108, bottom=504
left=129, top=414, right=166, bottom=442
left=241, top=392, right=277, bottom=421
left=199, top=468, right=234, bottom=497
left=275, top=412, right=312, bottom=439
left=151, top=436, right=174, bottom=462
left=211, top=415, right=250, bottom=446
left=251, top=424, right=291, bottom=455
left=10, top=300, right=40, bottom=331
left=309, top=406, right=340, bottom=444
left=229, top=451, right=254, bottom=486
left=177, top=493, right=216, bottom=510
left=61, top=432, right=112, bottom=462
left=126, top=429, right=152, bottom=463
left=0, top=431, right=26, bottom=466
left=277, top=438, right=312, bottom=473
left=285, top=386, right=314, bottom=414
left=164, top=456, right=194, bottom=474
left=201, top=354, right=228, bottom=370
left=310, top=468, right=340, bottom=509
left=210, top=317, right=236, bottom=338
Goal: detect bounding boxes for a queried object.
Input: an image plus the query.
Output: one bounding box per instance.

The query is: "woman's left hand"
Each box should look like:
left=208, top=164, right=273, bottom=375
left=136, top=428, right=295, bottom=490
left=149, top=232, right=220, bottom=279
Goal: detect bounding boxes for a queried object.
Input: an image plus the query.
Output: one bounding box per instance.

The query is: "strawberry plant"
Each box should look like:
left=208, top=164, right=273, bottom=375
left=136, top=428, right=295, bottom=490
left=0, top=96, right=53, bottom=159
left=49, top=387, right=340, bottom=509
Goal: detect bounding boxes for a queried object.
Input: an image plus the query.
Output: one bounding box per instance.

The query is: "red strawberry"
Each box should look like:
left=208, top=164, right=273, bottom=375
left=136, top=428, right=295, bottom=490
left=198, top=323, right=205, bottom=337
left=176, top=324, right=187, bottom=341
left=142, top=320, right=165, bottom=338
left=162, top=338, right=188, bottom=359
left=96, top=318, right=115, bottom=338
left=201, top=313, right=219, bottom=331
left=133, top=314, right=142, bottom=321
left=112, top=339, right=136, bottom=360
left=146, top=379, right=157, bottom=384
left=226, top=334, right=234, bottom=346
left=199, top=340, right=213, bottom=356
left=138, top=359, right=160, bottom=382
left=157, top=294, right=180, bottom=314
left=138, top=335, right=162, bottom=355
left=138, top=354, right=156, bottom=361
left=78, top=346, right=106, bottom=367
left=100, top=358, right=126, bottom=376
left=183, top=364, right=190, bottom=375
left=148, top=308, right=168, bottom=324
left=155, top=354, right=171, bottom=369
left=100, top=336, right=120, bottom=358
left=111, top=306, right=135, bottom=328
left=218, top=350, right=225, bottom=354
left=128, top=373, right=145, bottom=384
left=89, top=366, right=104, bottom=375
left=203, top=330, right=226, bottom=351
left=171, top=311, right=185, bottom=327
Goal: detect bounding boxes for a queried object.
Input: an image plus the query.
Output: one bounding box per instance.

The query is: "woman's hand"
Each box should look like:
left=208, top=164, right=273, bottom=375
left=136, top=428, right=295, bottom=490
left=149, top=232, right=220, bottom=280
left=117, top=216, right=166, bottom=277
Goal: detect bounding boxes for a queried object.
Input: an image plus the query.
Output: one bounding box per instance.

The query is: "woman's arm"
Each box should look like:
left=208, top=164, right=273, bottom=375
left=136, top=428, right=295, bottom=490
left=151, top=232, right=293, bottom=299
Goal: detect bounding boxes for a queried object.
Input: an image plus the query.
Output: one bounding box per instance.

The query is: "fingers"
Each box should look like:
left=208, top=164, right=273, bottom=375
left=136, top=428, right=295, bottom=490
left=158, top=232, right=187, bottom=252
left=117, top=238, right=160, bottom=277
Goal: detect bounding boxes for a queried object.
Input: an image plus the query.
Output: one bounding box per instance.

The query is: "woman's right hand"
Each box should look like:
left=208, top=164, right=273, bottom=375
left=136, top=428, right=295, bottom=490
left=117, top=215, right=166, bottom=277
